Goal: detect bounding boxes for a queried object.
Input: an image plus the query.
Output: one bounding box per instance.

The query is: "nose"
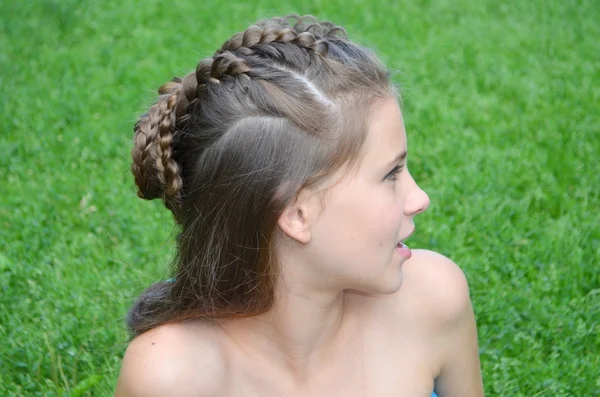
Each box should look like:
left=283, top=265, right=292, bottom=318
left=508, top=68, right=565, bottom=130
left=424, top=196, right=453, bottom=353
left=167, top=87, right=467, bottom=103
left=404, top=172, right=430, bottom=216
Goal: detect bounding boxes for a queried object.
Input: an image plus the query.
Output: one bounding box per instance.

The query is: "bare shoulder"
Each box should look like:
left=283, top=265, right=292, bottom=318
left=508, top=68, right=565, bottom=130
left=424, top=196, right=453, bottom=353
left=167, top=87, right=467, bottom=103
left=356, top=249, right=473, bottom=331
left=354, top=249, right=473, bottom=330
left=355, top=249, right=483, bottom=395
left=401, top=250, right=483, bottom=395
left=399, top=249, right=473, bottom=328
left=115, top=321, right=227, bottom=397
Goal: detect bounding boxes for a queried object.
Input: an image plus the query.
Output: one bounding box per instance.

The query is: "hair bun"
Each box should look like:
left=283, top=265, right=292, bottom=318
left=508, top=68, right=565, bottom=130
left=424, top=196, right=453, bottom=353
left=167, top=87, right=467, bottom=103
left=131, top=81, right=184, bottom=211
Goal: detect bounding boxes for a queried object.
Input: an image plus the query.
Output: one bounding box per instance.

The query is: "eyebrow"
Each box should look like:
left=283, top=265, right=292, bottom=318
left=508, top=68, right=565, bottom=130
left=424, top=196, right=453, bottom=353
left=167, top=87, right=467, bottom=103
left=385, top=151, right=408, bottom=168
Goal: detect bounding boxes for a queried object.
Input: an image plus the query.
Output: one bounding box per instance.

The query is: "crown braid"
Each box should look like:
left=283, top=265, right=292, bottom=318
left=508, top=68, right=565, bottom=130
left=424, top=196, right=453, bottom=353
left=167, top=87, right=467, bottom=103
left=131, top=14, right=382, bottom=217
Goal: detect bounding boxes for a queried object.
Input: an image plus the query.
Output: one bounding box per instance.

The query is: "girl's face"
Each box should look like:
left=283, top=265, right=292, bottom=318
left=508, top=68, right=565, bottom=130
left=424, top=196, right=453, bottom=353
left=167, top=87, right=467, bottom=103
left=305, top=95, right=430, bottom=295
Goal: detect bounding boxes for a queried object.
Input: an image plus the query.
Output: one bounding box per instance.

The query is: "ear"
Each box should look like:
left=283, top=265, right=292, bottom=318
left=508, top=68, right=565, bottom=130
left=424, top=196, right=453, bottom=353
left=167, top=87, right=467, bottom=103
left=277, top=194, right=313, bottom=244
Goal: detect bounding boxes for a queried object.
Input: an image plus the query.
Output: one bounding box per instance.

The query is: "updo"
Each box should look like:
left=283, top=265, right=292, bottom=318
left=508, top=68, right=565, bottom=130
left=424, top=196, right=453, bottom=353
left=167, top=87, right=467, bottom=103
left=128, top=15, right=392, bottom=336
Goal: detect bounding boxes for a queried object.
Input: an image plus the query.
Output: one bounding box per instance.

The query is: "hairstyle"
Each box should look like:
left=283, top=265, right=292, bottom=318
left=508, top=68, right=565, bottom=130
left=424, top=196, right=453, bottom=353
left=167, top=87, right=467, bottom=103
left=128, top=15, right=392, bottom=336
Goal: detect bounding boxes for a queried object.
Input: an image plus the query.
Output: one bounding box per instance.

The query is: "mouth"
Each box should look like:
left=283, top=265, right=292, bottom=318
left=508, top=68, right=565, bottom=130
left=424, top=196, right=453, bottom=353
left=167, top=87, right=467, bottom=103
left=395, top=228, right=415, bottom=259
left=396, top=241, right=412, bottom=259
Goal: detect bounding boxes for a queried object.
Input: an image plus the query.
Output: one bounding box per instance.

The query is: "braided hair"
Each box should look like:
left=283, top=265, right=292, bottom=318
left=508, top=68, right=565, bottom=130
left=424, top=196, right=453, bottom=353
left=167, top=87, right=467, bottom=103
left=128, top=15, right=392, bottom=336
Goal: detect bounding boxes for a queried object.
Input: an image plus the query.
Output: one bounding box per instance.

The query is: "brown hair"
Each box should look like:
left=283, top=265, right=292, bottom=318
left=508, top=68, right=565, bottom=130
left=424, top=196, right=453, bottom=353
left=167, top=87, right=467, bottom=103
left=128, top=15, right=392, bottom=336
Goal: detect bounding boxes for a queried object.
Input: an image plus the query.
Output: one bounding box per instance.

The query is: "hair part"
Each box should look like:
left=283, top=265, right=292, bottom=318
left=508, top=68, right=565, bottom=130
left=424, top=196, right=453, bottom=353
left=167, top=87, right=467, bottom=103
left=128, top=14, right=392, bottom=336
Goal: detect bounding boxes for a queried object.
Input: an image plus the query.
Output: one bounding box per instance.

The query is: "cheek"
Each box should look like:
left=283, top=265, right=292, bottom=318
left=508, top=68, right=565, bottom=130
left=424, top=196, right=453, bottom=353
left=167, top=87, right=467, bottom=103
left=370, top=192, right=403, bottom=241
left=314, top=184, right=402, bottom=251
left=341, top=186, right=402, bottom=251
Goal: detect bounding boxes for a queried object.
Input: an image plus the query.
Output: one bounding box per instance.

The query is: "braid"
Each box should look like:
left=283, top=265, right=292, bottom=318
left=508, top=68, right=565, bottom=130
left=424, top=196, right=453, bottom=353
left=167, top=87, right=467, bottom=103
left=131, top=80, right=185, bottom=211
left=216, top=15, right=346, bottom=57
left=131, top=53, right=252, bottom=213
left=197, top=52, right=252, bottom=84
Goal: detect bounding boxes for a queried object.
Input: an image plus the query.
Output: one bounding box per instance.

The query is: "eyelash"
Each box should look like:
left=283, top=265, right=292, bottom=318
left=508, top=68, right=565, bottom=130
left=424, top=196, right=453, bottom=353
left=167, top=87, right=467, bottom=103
left=385, top=165, right=404, bottom=181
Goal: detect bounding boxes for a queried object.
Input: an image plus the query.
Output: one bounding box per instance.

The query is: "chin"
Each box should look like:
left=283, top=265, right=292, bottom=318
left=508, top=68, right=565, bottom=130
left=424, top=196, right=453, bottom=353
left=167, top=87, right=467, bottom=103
left=350, top=272, right=404, bottom=296
left=379, top=275, right=404, bottom=295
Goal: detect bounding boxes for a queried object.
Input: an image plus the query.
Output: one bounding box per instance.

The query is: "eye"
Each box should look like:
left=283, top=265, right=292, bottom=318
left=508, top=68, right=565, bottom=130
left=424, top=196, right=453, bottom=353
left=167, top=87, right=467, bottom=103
left=384, top=164, right=404, bottom=181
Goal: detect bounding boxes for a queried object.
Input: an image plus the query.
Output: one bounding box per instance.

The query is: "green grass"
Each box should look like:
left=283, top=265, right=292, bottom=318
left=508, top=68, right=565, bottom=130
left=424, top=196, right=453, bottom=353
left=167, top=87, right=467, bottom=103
left=1, top=0, right=598, bottom=395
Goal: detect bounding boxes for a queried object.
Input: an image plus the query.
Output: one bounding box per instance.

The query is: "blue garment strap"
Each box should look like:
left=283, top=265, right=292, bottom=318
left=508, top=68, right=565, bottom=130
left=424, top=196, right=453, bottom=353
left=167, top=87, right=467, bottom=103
left=432, top=392, right=438, bottom=397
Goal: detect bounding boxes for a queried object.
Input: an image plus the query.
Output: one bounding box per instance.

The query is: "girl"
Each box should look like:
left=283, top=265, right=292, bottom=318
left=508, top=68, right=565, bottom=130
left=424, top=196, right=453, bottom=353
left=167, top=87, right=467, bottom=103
left=115, top=15, right=483, bottom=397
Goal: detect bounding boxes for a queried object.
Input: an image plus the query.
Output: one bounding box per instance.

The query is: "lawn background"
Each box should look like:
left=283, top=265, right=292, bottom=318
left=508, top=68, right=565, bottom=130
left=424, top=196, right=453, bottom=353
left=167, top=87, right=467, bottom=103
left=1, top=0, right=598, bottom=396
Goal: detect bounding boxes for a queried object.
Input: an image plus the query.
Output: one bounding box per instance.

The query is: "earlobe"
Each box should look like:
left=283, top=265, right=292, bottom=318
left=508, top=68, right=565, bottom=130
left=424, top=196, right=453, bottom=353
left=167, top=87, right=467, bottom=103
left=277, top=203, right=312, bottom=244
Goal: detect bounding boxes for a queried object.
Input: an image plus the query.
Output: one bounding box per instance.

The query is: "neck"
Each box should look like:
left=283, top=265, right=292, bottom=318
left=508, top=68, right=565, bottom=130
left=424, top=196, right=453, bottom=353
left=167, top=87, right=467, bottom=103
left=217, top=268, right=356, bottom=383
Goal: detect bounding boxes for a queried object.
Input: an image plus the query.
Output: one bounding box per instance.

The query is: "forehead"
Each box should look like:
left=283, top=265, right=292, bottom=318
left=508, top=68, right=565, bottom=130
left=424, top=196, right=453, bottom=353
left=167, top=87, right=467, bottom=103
left=307, top=96, right=407, bottom=193
left=359, top=96, right=407, bottom=165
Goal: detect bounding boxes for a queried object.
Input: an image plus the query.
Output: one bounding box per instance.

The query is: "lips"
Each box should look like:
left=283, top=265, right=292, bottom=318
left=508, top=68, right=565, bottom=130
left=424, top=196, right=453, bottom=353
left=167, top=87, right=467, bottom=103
left=396, top=241, right=412, bottom=259
left=395, top=228, right=415, bottom=259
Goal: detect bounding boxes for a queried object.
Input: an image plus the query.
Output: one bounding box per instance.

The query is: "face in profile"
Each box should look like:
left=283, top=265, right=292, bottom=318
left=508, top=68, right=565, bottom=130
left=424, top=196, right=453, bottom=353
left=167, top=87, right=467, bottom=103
left=302, top=95, right=430, bottom=295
